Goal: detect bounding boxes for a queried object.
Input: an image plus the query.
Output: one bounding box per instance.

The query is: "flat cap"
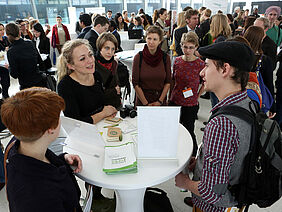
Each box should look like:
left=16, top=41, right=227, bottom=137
left=198, top=41, right=255, bottom=72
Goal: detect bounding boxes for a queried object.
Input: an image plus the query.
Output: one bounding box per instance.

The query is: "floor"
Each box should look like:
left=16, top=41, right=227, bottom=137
left=1, top=77, right=282, bottom=212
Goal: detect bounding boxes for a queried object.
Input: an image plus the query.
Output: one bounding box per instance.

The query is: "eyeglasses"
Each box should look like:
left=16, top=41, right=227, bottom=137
left=268, top=13, right=277, bottom=17
left=181, top=45, right=196, bottom=50
left=20, top=24, right=26, bottom=27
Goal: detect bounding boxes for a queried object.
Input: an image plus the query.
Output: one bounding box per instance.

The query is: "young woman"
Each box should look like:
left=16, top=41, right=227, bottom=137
left=114, top=13, right=128, bottom=31
left=140, top=14, right=150, bottom=31
left=51, top=15, right=70, bottom=54
left=0, top=23, right=10, bottom=99
left=210, top=13, right=232, bottom=43
left=132, top=25, right=171, bottom=106
left=2, top=87, right=82, bottom=212
left=133, top=16, right=144, bottom=33
left=57, top=39, right=117, bottom=124
left=244, top=25, right=275, bottom=116
left=95, top=32, right=122, bottom=109
left=57, top=39, right=117, bottom=201
left=6, top=23, right=46, bottom=90
left=153, top=8, right=170, bottom=53
left=32, top=23, right=52, bottom=71
left=169, top=32, right=205, bottom=156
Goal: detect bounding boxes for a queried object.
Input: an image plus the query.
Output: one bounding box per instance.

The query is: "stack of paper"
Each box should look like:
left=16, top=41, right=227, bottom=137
left=103, top=142, right=137, bottom=175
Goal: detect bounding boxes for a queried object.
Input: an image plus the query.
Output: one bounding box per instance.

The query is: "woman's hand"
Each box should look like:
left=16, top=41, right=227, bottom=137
left=102, top=105, right=117, bottom=117
left=115, top=85, right=121, bottom=95
left=149, top=101, right=161, bottom=106
left=64, top=154, right=82, bottom=173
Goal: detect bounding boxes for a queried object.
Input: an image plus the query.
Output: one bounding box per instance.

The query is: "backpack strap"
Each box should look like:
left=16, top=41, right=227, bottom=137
left=138, top=51, right=143, bottom=72
left=4, top=139, right=16, bottom=201
left=209, top=105, right=255, bottom=125
left=163, top=52, right=167, bottom=73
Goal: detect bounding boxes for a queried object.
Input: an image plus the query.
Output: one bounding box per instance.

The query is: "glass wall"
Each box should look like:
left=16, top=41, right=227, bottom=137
left=0, top=0, right=33, bottom=24
left=0, top=0, right=210, bottom=27
left=102, top=0, right=123, bottom=15
left=35, top=0, right=69, bottom=25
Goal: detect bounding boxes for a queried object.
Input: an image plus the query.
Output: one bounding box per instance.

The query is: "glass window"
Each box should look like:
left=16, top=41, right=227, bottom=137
left=102, top=0, right=123, bottom=15
left=127, top=0, right=145, bottom=15
left=0, top=1, right=33, bottom=23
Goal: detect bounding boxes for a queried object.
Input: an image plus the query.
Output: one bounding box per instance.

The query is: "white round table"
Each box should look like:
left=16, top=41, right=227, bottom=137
left=62, top=116, right=193, bottom=212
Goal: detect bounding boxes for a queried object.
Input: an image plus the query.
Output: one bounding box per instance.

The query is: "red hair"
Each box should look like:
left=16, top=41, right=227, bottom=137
left=1, top=87, right=65, bottom=142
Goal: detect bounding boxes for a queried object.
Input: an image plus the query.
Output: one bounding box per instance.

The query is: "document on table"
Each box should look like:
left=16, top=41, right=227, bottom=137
left=103, top=142, right=137, bottom=174
left=137, top=106, right=181, bottom=159
left=63, top=121, right=105, bottom=157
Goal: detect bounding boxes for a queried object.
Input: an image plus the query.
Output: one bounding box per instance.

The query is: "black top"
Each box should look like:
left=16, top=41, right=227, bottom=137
left=6, top=138, right=82, bottom=212
left=77, top=26, right=92, bottom=39
left=0, top=36, right=9, bottom=51
left=262, top=35, right=277, bottom=68
left=84, top=29, right=99, bottom=52
left=57, top=71, right=105, bottom=124
left=32, top=37, right=52, bottom=70
left=7, top=38, right=44, bottom=88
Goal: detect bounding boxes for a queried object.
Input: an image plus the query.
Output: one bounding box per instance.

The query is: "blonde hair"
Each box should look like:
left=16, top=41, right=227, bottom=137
left=57, top=39, right=92, bottom=82
left=181, top=31, right=199, bottom=47
left=210, top=14, right=232, bottom=39
left=176, top=12, right=186, bottom=29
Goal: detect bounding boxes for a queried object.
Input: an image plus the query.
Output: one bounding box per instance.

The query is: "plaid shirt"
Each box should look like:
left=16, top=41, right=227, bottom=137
left=193, top=90, right=248, bottom=212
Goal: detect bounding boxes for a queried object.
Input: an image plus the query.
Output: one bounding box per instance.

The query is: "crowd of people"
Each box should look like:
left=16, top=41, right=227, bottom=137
left=0, top=4, right=282, bottom=212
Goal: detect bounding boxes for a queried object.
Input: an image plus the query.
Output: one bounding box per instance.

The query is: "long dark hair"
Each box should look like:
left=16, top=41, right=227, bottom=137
left=114, top=13, right=124, bottom=30
left=32, top=23, right=46, bottom=40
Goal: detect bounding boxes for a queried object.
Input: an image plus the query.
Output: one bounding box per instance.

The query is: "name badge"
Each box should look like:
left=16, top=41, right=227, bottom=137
left=182, top=88, right=193, bottom=98
left=224, top=207, right=240, bottom=212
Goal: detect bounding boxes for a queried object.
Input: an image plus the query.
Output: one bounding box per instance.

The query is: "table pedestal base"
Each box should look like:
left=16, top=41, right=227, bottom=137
left=115, top=188, right=146, bottom=212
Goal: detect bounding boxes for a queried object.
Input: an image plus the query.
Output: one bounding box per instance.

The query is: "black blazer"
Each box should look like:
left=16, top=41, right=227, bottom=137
left=84, top=29, right=99, bottom=52
left=262, top=35, right=277, bottom=68
left=174, top=26, right=188, bottom=56
left=77, top=26, right=92, bottom=39
left=32, top=37, right=52, bottom=70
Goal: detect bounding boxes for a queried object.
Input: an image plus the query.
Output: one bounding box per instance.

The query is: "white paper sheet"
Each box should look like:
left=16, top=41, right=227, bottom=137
left=63, top=122, right=105, bottom=157
left=137, top=106, right=181, bottom=159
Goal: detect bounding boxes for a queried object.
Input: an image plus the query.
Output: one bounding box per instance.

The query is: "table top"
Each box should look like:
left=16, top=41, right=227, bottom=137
left=62, top=116, right=193, bottom=190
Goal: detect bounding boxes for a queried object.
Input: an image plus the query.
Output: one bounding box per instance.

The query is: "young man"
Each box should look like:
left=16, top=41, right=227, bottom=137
left=84, top=15, right=109, bottom=52
left=107, top=10, right=113, bottom=21
left=77, top=13, right=92, bottom=39
left=175, top=41, right=255, bottom=211
left=175, top=9, right=199, bottom=56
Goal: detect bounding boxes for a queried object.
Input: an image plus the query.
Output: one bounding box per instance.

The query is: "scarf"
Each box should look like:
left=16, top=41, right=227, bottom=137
left=95, top=51, right=114, bottom=71
left=142, top=44, right=163, bottom=67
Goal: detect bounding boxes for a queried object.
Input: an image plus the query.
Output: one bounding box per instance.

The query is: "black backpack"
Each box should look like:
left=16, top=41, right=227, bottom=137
left=144, top=187, right=174, bottom=212
left=210, top=103, right=282, bottom=211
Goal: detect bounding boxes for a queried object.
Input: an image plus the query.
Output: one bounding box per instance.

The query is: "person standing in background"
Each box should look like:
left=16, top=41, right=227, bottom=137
left=51, top=15, right=70, bottom=54
left=0, top=23, right=11, bottom=99
left=265, top=6, right=282, bottom=46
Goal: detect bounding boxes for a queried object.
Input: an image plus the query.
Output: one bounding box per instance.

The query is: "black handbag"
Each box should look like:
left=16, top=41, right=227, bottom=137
left=41, top=72, right=57, bottom=91
left=144, top=187, right=174, bottom=212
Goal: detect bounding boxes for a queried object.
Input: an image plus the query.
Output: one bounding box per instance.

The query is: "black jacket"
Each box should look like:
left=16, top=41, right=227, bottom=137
left=262, top=35, right=277, bottom=68
left=77, top=26, right=92, bottom=39
left=6, top=138, right=82, bottom=212
left=174, top=26, right=199, bottom=56
left=32, top=37, right=52, bottom=70
left=7, top=38, right=44, bottom=89
left=84, top=29, right=99, bottom=52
